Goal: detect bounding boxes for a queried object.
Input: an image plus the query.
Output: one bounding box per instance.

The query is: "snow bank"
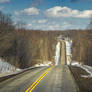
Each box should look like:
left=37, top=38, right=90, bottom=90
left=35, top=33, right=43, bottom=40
left=71, top=61, right=80, bottom=66
left=70, top=61, right=92, bottom=78
left=65, top=40, right=72, bottom=65
left=34, top=61, right=52, bottom=67
left=55, top=42, right=61, bottom=65
left=71, top=62, right=92, bottom=78
left=65, top=40, right=72, bottom=56
left=0, top=58, right=21, bottom=74
left=80, top=65, right=92, bottom=78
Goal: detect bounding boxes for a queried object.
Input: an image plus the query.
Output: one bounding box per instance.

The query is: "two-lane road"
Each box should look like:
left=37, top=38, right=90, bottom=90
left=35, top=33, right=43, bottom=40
left=0, top=65, right=78, bottom=92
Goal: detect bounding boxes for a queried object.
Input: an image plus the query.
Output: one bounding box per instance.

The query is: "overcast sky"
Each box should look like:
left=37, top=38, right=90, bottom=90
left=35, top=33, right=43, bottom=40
left=0, top=0, right=92, bottom=30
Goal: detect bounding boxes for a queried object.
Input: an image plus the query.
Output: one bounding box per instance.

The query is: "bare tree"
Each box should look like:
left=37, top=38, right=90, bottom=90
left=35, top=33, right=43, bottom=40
left=15, top=21, right=26, bottom=30
left=87, top=16, right=92, bottom=29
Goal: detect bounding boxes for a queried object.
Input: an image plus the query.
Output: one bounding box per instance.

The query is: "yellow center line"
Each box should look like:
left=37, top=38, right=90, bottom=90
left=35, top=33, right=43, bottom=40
left=25, top=67, right=53, bottom=92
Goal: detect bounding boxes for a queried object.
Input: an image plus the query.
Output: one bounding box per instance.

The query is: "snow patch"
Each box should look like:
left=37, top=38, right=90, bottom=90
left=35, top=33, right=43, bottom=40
left=34, top=61, right=52, bottom=67
left=71, top=61, right=80, bottom=66
left=80, top=65, right=92, bottom=78
left=71, top=61, right=92, bottom=78
left=65, top=39, right=72, bottom=65
left=55, top=42, right=61, bottom=65
left=0, top=58, right=21, bottom=74
left=65, top=40, right=72, bottom=56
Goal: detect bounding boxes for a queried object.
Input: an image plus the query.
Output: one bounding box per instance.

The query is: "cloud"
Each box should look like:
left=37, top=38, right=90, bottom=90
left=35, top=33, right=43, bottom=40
left=14, top=7, right=40, bottom=16
left=47, top=25, right=61, bottom=30
left=0, top=0, right=11, bottom=3
left=45, top=6, right=92, bottom=18
left=27, top=24, right=32, bottom=27
left=25, top=18, right=88, bottom=30
left=38, top=19, right=47, bottom=23
left=26, top=20, right=75, bottom=30
left=26, top=24, right=32, bottom=28
left=14, top=11, right=19, bottom=15
left=46, top=22, right=72, bottom=30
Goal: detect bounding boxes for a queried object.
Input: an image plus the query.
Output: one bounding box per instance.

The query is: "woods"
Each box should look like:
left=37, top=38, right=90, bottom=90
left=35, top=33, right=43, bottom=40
left=72, top=30, right=92, bottom=65
left=0, top=11, right=57, bottom=68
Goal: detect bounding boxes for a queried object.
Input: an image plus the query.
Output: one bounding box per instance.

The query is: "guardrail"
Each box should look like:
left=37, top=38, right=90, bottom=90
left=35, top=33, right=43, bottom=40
left=0, top=66, right=44, bottom=82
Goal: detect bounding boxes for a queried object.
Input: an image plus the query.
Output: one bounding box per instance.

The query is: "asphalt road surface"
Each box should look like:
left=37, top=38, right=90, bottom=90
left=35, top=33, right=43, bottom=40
left=0, top=65, right=78, bottom=92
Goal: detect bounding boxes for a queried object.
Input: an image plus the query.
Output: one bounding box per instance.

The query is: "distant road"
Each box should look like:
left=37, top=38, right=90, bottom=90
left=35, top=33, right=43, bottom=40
left=0, top=65, right=78, bottom=92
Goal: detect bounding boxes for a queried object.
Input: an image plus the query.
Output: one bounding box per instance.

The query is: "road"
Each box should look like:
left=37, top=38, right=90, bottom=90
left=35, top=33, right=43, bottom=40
left=60, top=41, right=66, bottom=65
left=0, top=65, right=78, bottom=92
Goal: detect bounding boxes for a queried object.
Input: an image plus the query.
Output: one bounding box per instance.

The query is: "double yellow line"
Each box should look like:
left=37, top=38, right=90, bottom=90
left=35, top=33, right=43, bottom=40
left=26, top=67, right=53, bottom=92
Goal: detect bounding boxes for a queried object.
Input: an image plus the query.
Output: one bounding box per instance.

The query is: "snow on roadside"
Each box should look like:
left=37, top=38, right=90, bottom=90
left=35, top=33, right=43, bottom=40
left=34, top=61, right=52, bottom=67
left=65, top=40, right=72, bottom=56
left=0, top=58, right=53, bottom=77
left=55, top=42, right=61, bottom=65
left=65, top=39, right=72, bottom=65
left=0, top=58, right=21, bottom=77
left=71, top=61, right=92, bottom=78
left=80, top=65, right=92, bottom=78
left=70, top=61, right=80, bottom=66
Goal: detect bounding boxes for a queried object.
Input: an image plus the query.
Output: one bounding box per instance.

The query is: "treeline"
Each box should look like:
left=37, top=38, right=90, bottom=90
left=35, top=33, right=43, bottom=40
left=0, top=28, right=58, bottom=68
left=0, top=11, right=60, bottom=68
left=0, top=11, right=15, bottom=64
left=60, top=29, right=92, bottom=66
left=72, top=30, right=92, bottom=65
